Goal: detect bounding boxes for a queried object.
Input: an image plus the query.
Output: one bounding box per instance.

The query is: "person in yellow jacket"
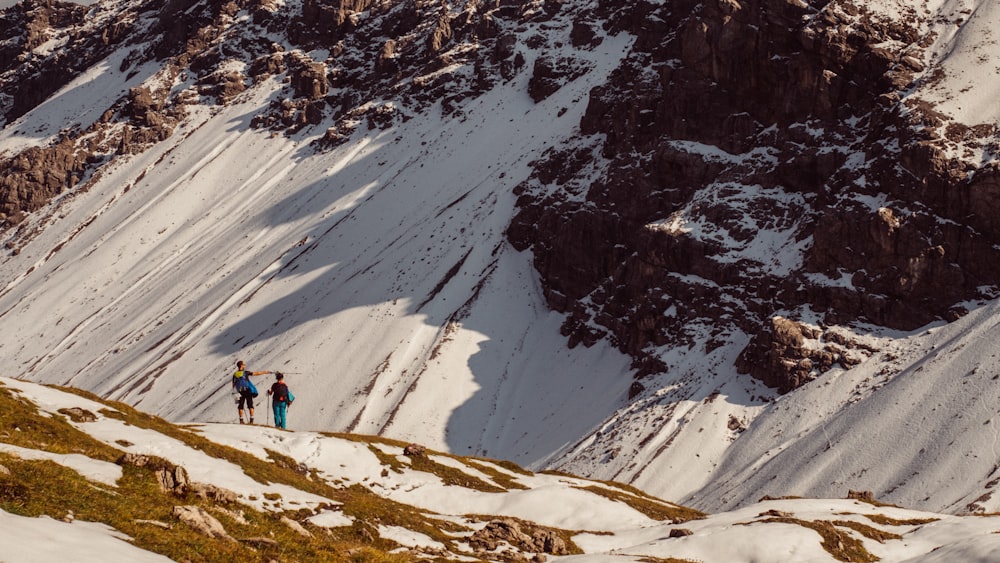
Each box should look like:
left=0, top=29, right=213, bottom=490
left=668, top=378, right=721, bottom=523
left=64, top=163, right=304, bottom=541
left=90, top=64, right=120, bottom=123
left=232, top=360, right=271, bottom=424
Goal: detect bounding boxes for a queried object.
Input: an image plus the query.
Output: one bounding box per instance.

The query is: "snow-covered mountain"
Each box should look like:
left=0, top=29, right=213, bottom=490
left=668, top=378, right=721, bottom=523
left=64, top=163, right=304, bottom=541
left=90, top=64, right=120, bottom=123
left=3, top=0, right=1000, bottom=524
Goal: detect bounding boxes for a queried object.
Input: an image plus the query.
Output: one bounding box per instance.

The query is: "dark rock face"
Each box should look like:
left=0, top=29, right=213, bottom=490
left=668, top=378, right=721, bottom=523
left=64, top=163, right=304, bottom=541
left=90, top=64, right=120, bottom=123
left=735, top=316, right=870, bottom=394
left=0, top=0, right=88, bottom=123
left=528, top=55, right=590, bottom=102
left=0, top=140, right=87, bottom=226
left=507, top=0, right=1000, bottom=392
left=0, top=0, right=230, bottom=229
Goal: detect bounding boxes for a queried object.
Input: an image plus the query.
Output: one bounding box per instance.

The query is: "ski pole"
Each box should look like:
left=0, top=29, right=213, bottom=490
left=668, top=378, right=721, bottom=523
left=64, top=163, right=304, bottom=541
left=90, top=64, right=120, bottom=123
left=267, top=393, right=271, bottom=426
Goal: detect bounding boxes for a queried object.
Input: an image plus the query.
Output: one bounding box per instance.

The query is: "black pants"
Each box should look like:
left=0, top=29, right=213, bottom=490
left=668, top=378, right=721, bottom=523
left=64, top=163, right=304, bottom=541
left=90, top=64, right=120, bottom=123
left=237, top=389, right=255, bottom=410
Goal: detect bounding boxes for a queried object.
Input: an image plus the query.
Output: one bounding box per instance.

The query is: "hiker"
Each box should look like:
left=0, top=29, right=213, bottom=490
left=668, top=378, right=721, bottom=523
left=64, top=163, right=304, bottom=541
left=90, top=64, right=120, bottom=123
left=232, top=360, right=271, bottom=424
left=267, top=372, right=295, bottom=429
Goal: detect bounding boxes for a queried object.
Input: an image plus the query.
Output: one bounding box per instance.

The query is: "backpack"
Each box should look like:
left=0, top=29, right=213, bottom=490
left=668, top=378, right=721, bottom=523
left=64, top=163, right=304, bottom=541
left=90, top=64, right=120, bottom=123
left=234, top=371, right=259, bottom=397
left=273, top=382, right=289, bottom=403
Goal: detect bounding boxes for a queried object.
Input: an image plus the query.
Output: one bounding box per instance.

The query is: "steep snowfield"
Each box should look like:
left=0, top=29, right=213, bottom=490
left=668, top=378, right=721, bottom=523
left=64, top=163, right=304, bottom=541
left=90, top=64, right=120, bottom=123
left=690, top=299, right=1000, bottom=513
left=908, top=0, right=1000, bottom=130
left=0, top=6, right=636, bottom=472
left=3, top=0, right=1000, bottom=520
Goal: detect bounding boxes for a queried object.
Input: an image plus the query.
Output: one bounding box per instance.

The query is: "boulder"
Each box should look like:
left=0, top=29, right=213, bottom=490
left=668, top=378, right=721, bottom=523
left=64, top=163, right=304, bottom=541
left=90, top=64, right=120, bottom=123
left=403, top=443, right=427, bottom=457
left=172, top=505, right=234, bottom=541
left=156, top=464, right=190, bottom=494
left=736, top=317, right=867, bottom=393
left=57, top=407, right=98, bottom=423
left=469, top=518, right=569, bottom=555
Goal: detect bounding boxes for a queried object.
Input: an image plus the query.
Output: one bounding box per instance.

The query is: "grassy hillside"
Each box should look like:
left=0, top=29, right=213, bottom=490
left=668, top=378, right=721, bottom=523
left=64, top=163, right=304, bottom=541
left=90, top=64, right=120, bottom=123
left=0, top=378, right=702, bottom=562
left=6, top=375, right=1000, bottom=563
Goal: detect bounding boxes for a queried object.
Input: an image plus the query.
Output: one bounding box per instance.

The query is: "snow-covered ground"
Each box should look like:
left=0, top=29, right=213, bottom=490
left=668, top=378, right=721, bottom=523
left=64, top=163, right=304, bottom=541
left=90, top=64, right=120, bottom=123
left=0, top=1, right=637, bottom=475
left=6, top=375, right=1000, bottom=563
left=2, top=0, right=1000, bottom=525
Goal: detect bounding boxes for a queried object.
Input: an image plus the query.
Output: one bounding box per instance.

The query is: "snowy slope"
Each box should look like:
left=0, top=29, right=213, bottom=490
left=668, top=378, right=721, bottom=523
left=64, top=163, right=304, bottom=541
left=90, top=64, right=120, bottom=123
left=3, top=0, right=1000, bottom=522
left=7, top=375, right=1000, bottom=563
left=688, top=298, right=1000, bottom=514
left=0, top=0, right=637, bottom=471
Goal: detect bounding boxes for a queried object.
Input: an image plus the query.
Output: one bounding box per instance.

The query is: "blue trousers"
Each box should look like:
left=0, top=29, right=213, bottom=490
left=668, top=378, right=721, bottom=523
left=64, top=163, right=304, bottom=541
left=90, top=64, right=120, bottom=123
left=272, top=401, right=288, bottom=429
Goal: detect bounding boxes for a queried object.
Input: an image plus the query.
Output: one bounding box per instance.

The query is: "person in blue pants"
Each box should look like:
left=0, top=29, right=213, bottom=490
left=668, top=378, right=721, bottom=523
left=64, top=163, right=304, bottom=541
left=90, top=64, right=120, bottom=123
left=267, top=372, right=294, bottom=429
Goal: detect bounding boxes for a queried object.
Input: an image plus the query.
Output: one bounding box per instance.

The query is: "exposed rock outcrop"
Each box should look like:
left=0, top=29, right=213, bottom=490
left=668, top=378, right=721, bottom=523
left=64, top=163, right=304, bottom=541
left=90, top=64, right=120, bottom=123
left=736, top=316, right=867, bottom=394
left=118, top=453, right=237, bottom=502
left=507, top=0, right=1000, bottom=392
left=172, top=505, right=235, bottom=540
left=469, top=518, right=570, bottom=558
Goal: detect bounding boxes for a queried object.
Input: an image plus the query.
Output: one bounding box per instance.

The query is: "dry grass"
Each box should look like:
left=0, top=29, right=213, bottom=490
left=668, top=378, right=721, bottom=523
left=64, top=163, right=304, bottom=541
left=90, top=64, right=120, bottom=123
left=464, top=459, right=530, bottom=490
left=756, top=517, right=878, bottom=562
left=1, top=381, right=709, bottom=562
left=577, top=485, right=704, bottom=523
left=0, top=383, right=436, bottom=561
left=406, top=453, right=506, bottom=493
left=832, top=519, right=902, bottom=543
left=341, top=434, right=512, bottom=493
left=864, top=513, right=939, bottom=526
left=469, top=456, right=533, bottom=476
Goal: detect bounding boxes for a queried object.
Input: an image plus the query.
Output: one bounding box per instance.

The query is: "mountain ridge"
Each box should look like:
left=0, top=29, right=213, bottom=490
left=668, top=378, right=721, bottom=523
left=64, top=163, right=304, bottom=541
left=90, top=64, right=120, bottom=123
left=3, top=0, right=1000, bottom=523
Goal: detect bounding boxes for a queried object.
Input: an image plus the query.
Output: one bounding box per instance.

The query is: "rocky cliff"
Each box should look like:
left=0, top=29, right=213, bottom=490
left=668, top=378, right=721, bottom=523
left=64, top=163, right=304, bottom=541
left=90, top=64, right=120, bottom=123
left=507, top=0, right=1000, bottom=392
